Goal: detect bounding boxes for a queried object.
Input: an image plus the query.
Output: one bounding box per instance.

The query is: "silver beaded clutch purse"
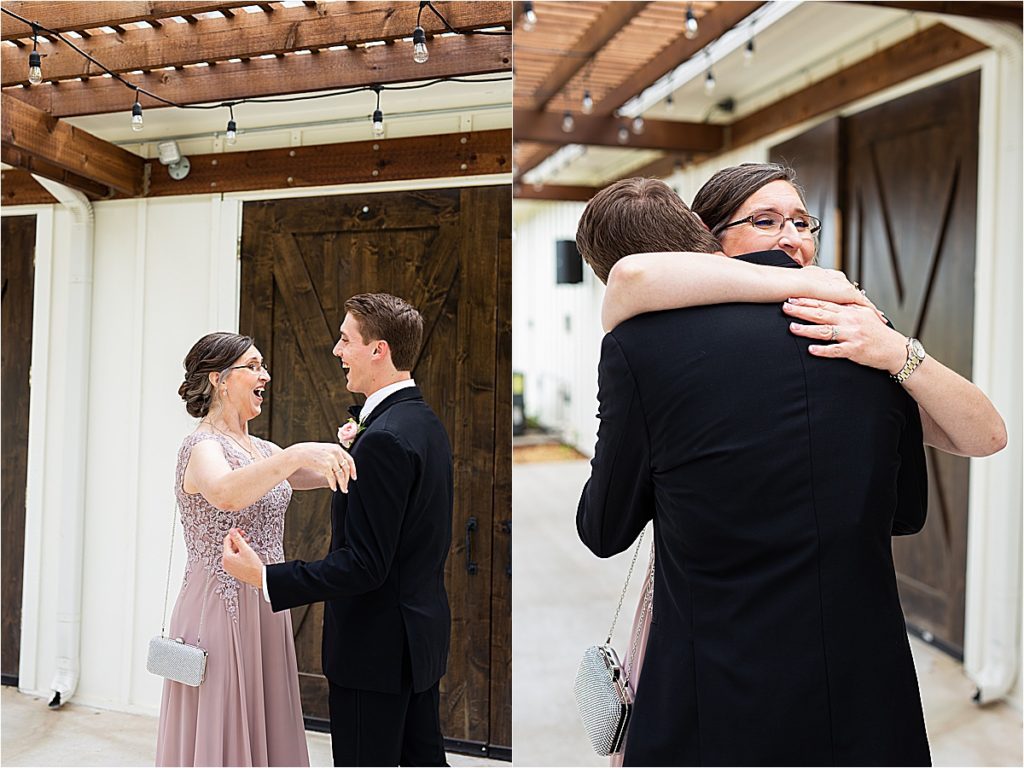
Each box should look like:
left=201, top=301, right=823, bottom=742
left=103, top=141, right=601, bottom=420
left=574, top=530, right=655, bottom=757
left=574, top=644, right=633, bottom=756
left=147, top=500, right=211, bottom=688
left=146, top=636, right=208, bottom=687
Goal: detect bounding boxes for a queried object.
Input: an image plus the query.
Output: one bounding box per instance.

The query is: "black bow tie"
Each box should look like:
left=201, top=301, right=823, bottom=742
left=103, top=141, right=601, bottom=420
left=347, top=404, right=362, bottom=421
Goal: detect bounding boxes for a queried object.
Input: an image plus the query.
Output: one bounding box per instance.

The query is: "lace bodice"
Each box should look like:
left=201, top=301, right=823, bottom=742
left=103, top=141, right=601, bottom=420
left=175, top=431, right=292, bottom=620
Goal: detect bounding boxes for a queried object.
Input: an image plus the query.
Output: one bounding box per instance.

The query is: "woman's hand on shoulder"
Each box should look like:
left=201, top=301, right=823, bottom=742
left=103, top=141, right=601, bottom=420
left=783, top=297, right=906, bottom=372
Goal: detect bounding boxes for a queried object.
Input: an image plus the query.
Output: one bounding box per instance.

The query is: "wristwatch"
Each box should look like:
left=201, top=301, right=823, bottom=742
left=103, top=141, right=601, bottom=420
left=892, top=337, right=926, bottom=384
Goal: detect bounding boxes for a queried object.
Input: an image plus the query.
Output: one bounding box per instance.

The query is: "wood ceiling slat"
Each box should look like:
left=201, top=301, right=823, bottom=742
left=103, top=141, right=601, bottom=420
left=514, top=109, right=723, bottom=152
left=1, top=2, right=254, bottom=40
left=1, top=1, right=511, bottom=86
left=5, top=34, right=511, bottom=117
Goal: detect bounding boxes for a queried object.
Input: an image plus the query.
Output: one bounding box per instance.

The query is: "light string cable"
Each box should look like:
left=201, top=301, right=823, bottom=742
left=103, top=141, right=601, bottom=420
left=420, top=1, right=511, bottom=35
left=0, top=6, right=511, bottom=123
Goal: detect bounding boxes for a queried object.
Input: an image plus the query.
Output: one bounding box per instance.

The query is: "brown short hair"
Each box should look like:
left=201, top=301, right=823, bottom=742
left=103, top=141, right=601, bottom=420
left=575, top=177, right=720, bottom=283
left=691, top=163, right=808, bottom=237
left=178, top=332, right=255, bottom=417
left=344, top=293, right=423, bottom=371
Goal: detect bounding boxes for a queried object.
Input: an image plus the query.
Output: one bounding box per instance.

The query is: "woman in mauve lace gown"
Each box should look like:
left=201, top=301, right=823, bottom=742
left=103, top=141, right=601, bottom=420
left=156, top=332, right=355, bottom=767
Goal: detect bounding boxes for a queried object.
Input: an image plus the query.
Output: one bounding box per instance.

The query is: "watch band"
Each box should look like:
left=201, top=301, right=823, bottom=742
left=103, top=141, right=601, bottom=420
left=891, top=338, right=925, bottom=384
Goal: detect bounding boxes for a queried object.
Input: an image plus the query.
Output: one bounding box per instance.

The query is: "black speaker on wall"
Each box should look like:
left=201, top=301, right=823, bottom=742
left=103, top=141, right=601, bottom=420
left=556, top=240, right=583, bottom=284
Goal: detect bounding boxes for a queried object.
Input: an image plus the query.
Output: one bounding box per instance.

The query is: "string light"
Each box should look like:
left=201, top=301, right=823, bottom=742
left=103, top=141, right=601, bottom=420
left=561, top=111, right=575, bottom=133
left=581, top=90, right=593, bottom=114
left=522, top=1, right=537, bottom=31
left=684, top=4, right=698, bottom=40
left=27, top=25, right=42, bottom=85
left=744, top=38, right=755, bottom=66
left=372, top=87, right=385, bottom=137
left=225, top=104, right=237, bottom=145
left=412, top=26, right=429, bottom=63
left=130, top=91, right=144, bottom=131
left=704, top=68, right=716, bottom=95
left=631, top=115, right=645, bottom=135
left=617, top=124, right=629, bottom=144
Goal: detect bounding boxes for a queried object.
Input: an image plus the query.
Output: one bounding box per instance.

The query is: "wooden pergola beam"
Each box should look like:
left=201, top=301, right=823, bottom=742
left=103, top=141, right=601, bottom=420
left=0, top=168, right=59, bottom=205
left=4, top=34, right=511, bottom=118
left=525, top=2, right=650, bottom=112
left=1, top=144, right=114, bottom=199
left=0, top=93, right=146, bottom=196
left=730, top=24, right=986, bottom=148
left=513, top=109, right=723, bottom=152
left=0, top=2, right=253, bottom=40
left=1, top=2, right=511, bottom=86
left=144, top=129, right=511, bottom=197
left=845, top=1, right=1023, bottom=25
left=513, top=183, right=599, bottom=202
left=592, top=2, right=762, bottom=118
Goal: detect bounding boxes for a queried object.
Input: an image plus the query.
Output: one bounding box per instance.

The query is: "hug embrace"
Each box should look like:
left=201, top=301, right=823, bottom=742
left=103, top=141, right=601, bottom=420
left=574, top=163, right=1007, bottom=767
left=154, top=293, right=452, bottom=767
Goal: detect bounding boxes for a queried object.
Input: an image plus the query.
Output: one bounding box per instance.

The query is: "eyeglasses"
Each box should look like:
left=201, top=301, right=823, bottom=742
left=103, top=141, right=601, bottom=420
left=225, top=362, right=270, bottom=376
left=720, top=211, right=821, bottom=236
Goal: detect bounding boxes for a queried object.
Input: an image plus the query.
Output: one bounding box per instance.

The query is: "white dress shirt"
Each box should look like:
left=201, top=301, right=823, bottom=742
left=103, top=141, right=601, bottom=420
left=260, top=378, right=416, bottom=602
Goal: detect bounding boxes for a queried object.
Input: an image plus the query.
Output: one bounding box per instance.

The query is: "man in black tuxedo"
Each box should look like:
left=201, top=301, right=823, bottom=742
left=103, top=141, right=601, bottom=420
left=224, top=293, right=452, bottom=767
left=574, top=179, right=930, bottom=765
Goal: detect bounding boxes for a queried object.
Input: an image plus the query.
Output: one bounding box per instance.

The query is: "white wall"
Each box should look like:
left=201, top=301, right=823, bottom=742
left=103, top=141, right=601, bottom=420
left=4, top=172, right=510, bottom=715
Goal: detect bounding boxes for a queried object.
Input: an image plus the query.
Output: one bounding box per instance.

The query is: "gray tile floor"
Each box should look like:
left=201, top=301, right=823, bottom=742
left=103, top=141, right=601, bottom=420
left=512, top=459, right=1023, bottom=767
left=0, top=686, right=505, bottom=767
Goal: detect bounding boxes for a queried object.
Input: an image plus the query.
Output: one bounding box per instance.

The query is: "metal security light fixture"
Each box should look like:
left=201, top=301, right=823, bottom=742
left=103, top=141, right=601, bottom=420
left=156, top=140, right=191, bottom=180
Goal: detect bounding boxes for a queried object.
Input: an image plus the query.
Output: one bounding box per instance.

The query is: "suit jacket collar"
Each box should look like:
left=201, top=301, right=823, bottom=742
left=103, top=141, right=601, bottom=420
left=359, top=386, right=423, bottom=430
left=734, top=249, right=802, bottom=269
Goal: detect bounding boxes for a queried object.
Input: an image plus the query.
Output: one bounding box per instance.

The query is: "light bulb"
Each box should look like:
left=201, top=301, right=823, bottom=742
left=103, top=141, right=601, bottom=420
left=631, top=116, right=645, bottom=135
left=131, top=102, right=144, bottom=132
left=372, top=108, right=384, bottom=137
left=581, top=90, right=593, bottom=114
left=522, top=2, right=537, bottom=31
left=226, top=119, right=237, bottom=145
left=28, top=50, right=42, bottom=85
left=617, top=125, right=629, bottom=145
left=744, top=39, right=755, bottom=66
left=704, top=70, right=716, bottom=95
left=684, top=8, right=698, bottom=40
left=561, top=111, right=575, bottom=133
left=412, top=27, right=429, bottom=64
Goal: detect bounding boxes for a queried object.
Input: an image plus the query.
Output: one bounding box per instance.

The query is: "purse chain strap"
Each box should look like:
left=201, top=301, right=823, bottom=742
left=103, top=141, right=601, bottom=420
left=160, top=500, right=211, bottom=644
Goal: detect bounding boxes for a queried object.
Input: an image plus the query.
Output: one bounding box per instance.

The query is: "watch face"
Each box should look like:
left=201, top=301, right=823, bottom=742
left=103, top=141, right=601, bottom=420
left=910, top=339, right=926, bottom=359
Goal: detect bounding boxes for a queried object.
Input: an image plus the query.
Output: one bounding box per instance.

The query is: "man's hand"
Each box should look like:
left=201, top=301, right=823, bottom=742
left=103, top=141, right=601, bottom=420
left=222, top=528, right=264, bottom=588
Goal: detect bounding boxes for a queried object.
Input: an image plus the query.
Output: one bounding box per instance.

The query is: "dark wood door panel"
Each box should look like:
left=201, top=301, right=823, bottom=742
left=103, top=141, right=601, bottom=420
left=844, top=72, right=979, bottom=654
left=239, top=185, right=510, bottom=751
left=1, top=214, right=36, bottom=684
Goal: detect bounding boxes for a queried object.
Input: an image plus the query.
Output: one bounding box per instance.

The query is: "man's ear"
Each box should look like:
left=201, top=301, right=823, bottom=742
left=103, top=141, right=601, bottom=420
left=371, top=340, right=389, bottom=359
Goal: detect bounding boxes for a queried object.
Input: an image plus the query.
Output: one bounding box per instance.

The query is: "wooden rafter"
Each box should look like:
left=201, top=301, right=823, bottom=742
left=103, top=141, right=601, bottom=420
left=729, top=24, right=986, bottom=149
left=1, top=1, right=511, bottom=86
left=845, top=1, right=1023, bottom=25
left=525, top=2, right=650, bottom=112
left=513, top=109, right=723, bottom=152
left=513, top=183, right=599, bottom=201
left=1, top=129, right=511, bottom=206
left=0, top=2, right=253, bottom=40
left=0, top=93, right=145, bottom=195
left=1, top=144, right=114, bottom=198
left=5, top=34, right=511, bottom=118
left=1, top=168, right=58, bottom=205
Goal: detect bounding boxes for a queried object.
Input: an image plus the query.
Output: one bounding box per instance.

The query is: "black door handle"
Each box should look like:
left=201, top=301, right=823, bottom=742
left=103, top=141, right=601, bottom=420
left=465, top=516, right=479, bottom=575
left=501, top=520, right=511, bottom=578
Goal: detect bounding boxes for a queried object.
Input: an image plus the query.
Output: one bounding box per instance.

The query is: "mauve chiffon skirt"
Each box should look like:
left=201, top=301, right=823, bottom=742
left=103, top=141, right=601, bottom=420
left=155, top=573, right=309, bottom=767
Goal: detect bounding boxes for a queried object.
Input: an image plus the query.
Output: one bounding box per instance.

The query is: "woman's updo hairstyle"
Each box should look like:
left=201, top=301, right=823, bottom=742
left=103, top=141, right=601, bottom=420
left=178, top=332, right=255, bottom=418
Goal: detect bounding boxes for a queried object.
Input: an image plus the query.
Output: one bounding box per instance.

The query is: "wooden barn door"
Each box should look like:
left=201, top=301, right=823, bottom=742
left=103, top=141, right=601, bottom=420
left=239, top=186, right=511, bottom=757
left=843, top=72, right=980, bottom=656
left=1, top=214, right=36, bottom=686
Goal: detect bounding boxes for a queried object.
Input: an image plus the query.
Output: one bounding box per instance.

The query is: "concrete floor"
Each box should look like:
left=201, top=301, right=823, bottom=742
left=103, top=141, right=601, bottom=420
left=0, top=685, right=505, bottom=767
left=512, top=459, right=1023, bottom=768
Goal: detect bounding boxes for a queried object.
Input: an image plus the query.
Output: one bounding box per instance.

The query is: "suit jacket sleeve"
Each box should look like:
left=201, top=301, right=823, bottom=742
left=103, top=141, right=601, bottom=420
left=265, top=429, right=413, bottom=611
left=577, top=332, right=654, bottom=558
left=892, top=395, right=928, bottom=536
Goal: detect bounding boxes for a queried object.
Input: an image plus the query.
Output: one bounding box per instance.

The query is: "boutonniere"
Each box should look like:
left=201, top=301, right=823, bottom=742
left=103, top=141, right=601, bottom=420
left=338, top=418, right=365, bottom=449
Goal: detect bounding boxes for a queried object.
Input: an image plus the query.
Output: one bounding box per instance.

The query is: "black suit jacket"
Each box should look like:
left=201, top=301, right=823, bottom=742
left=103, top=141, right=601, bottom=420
left=267, top=386, right=453, bottom=694
left=578, top=250, right=930, bottom=766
